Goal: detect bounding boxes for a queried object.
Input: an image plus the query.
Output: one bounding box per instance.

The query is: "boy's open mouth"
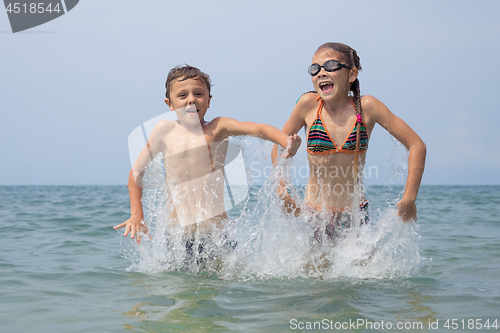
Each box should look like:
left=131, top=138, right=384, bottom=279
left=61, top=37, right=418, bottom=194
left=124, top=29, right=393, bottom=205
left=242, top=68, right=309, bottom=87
left=185, top=106, right=199, bottom=114
left=319, top=82, right=334, bottom=93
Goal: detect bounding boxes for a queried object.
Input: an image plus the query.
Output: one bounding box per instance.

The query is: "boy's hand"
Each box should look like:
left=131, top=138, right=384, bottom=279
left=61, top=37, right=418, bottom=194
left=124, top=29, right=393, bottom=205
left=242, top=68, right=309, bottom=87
left=283, top=134, right=301, bottom=158
left=113, top=216, right=150, bottom=244
left=396, top=199, right=417, bottom=222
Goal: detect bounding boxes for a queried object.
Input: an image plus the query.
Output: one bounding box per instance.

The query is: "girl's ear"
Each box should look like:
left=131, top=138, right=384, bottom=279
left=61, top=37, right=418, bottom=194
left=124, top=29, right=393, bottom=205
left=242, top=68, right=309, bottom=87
left=164, top=98, right=175, bottom=111
left=348, top=68, right=359, bottom=84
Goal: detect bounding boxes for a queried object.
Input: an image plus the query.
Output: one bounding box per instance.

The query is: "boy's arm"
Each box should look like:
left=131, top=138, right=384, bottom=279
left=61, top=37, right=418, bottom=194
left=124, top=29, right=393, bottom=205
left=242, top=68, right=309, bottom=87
left=131, top=121, right=169, bottom=185
left=365, top=96, right=426, bottom=222
left=216, top=117, right=301, bottom=157
left=113, top=121, right=171, bottom=243
left=218, top=119, right=301, bottom=214
left=113, top=169, right=149, bottom=244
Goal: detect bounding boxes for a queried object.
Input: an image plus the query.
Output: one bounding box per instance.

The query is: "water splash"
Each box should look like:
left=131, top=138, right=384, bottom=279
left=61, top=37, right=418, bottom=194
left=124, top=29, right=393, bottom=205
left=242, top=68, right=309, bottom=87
left=119, top=138, right=421, bottom=280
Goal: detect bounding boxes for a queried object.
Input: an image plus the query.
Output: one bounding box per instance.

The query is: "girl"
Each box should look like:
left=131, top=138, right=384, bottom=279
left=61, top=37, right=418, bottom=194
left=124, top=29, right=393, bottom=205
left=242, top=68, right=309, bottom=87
left=273, top=42, right=426, bottom=228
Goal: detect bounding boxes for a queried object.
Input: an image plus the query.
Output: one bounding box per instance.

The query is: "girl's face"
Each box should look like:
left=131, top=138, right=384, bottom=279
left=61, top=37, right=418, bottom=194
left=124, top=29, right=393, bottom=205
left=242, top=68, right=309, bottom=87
left=165, top=78, right=211, bottom=124
left=311, top=50, right=357, bottom=101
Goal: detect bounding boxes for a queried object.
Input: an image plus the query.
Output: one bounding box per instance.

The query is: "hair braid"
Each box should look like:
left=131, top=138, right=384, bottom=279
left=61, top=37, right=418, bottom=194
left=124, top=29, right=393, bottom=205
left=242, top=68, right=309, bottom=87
left=351, top=78, right=362, bottom=116
left=348, top=49, right=362, bottom=117
left=349, top=50, right=363, bottom=188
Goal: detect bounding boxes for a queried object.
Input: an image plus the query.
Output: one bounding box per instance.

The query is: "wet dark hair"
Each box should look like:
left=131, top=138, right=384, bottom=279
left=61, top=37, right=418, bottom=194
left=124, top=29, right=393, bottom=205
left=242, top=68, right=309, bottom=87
left=165, top=65, right=212, bottom=99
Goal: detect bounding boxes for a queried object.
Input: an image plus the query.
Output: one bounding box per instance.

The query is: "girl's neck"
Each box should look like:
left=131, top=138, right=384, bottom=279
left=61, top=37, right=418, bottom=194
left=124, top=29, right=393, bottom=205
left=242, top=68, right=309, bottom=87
left=323, top=95, right=352, bottom=114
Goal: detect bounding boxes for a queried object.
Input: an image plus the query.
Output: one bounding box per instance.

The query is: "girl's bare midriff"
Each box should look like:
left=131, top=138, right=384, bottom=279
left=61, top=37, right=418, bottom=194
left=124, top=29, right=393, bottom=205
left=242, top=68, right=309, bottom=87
left=305, top=152, right=366, bottom=210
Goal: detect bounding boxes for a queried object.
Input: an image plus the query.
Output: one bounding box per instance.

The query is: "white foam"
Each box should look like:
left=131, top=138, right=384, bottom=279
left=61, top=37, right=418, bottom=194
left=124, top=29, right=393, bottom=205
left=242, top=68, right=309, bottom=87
left=120, top=141, right=421, bottom=280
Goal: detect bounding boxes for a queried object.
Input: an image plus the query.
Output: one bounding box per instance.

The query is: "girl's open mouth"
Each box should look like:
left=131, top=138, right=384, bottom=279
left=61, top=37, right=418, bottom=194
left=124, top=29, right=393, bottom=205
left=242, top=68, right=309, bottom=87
left=319, top=82, right=334, bottom=93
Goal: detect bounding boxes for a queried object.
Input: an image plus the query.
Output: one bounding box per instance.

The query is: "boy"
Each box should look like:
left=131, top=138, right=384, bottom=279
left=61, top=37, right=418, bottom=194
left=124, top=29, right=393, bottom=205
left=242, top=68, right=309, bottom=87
left=114, top=65, right=301, bottom=245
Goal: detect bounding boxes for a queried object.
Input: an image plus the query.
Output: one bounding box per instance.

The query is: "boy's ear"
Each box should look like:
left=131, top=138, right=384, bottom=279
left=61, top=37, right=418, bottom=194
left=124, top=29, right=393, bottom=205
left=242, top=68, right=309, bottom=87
left=207, top=95, right=212, bottom=108
left=164, top=98, right=175, bottom=111
left=348, top=68, right=359, bottom=84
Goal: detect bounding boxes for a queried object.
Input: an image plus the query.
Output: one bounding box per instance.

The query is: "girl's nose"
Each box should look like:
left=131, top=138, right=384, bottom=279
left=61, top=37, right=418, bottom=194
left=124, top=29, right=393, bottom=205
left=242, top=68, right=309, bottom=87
left=317, top=67, right=327, bottom=76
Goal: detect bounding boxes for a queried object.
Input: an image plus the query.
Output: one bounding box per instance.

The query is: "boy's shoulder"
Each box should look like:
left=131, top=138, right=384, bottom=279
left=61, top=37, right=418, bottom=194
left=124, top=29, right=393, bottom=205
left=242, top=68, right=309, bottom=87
left=154, top=119, right=177, bottom=131
left=204, top=116, right=248, bottom=141
left=148, top=119, right=178, bottom=141
left=205, top=116, right=236, bottom=127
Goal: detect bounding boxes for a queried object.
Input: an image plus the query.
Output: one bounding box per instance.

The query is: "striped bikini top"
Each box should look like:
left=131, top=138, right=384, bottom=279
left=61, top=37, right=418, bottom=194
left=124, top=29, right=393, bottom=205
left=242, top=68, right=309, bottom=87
left=307, top=98, right=368, bottom=155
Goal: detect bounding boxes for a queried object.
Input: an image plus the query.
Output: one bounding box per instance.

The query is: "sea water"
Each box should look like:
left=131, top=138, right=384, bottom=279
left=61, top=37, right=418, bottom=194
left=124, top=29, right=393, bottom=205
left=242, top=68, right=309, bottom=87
left=1, top=184, right=500, bottom=331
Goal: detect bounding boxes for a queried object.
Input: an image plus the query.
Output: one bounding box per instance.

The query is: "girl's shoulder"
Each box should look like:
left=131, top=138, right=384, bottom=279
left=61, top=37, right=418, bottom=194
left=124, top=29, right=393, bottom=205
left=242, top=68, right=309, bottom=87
left=360, top=95, right=388, bottom=115
left=360, top=95, right=395, bottom=128
left=360, top=95, right=379, bottom=108
left=297, top=91, right=319, bottom=105
left=295, top=91, right=320, bottom=115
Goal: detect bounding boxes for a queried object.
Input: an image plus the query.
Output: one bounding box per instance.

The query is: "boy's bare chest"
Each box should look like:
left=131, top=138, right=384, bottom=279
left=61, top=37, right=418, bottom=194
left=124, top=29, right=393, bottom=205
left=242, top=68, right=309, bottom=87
left=162, top=129, right=228, bottom=183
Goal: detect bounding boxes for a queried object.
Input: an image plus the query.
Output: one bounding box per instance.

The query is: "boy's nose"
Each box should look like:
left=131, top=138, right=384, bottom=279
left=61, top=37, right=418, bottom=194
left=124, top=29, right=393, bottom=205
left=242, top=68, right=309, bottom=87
left=187, top=94, right=196, bottom=104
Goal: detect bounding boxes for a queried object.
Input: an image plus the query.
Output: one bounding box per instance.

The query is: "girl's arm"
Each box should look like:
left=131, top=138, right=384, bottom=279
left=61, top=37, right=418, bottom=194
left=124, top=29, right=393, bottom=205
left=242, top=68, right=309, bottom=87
left=365, top=96, right=427, bottom=221
left=269, top=94, right=314, bottom=214
left=270, top=93, right=313, bottom=163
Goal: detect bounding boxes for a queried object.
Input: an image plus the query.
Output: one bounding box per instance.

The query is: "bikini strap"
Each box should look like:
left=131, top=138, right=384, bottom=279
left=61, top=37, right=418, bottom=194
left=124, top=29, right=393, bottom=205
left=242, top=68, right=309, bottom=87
left=348, top=98, right=363, bottom=123
left=316, top=96, right=324, bottom=118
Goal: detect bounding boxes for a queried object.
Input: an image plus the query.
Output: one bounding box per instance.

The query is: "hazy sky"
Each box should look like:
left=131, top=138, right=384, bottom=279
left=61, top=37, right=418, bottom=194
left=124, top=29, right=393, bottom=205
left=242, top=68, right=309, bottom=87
left=1, top=0, right=499, bottom=186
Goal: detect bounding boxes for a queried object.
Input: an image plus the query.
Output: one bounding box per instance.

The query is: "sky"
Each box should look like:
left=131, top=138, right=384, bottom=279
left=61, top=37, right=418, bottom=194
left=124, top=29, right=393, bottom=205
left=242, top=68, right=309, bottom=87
left=1, top=0, right=500, bottom=186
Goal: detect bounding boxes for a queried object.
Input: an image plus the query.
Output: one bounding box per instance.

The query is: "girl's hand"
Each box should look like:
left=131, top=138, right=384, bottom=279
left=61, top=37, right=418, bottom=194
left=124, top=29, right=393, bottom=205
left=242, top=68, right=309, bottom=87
left=396, top=199, right=417, bottom=222
left=113, top=216, right=150, bottom=244
left=277, top=181, right=301, bottom=216
left=283, top=134, right=301, bottom=158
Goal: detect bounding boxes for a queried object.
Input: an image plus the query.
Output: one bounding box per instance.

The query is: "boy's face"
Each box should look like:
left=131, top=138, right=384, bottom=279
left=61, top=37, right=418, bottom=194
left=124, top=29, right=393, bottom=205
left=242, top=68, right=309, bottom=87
left=165, top=78, right=211, bottom=124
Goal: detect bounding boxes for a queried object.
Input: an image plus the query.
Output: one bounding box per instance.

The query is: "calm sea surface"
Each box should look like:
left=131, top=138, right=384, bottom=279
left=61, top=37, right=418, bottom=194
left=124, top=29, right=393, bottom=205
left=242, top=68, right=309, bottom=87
left=1, top=185, right=499, bottom=332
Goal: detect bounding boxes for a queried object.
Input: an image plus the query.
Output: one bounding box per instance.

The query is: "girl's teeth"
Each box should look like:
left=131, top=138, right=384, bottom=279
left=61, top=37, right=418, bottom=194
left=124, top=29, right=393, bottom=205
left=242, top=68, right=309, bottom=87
left=320, top=83, right=334, bottom=92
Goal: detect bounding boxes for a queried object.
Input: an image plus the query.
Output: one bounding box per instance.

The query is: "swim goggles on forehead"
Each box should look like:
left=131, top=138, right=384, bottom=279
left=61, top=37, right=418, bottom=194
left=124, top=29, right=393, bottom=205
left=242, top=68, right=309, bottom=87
left=308, top=60, right=351, bottom=76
